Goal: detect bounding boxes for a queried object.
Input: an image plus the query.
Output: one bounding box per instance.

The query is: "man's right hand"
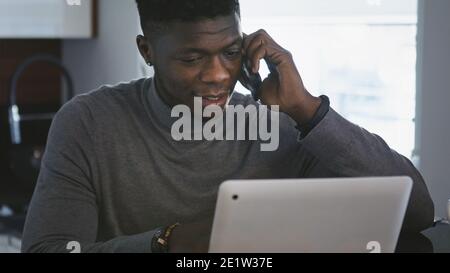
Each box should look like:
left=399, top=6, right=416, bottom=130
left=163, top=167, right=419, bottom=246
left=168, top=217, right=214, bottom=253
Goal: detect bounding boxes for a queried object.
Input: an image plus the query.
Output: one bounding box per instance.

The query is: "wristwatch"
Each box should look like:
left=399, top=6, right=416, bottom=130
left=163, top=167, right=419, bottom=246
left=151, top=223, right=180, bottom=253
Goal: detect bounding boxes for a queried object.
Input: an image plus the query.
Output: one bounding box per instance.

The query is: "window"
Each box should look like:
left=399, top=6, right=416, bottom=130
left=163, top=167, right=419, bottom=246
left=0, top=0, right=94, bottom=38
left=239, top=0, right=418, bottom=159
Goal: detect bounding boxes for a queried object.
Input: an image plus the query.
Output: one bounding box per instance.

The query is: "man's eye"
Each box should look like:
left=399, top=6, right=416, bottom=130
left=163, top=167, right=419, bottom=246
left=181, top=56, right=203, bottom=64
left=224, top=50, right=240, bottom=58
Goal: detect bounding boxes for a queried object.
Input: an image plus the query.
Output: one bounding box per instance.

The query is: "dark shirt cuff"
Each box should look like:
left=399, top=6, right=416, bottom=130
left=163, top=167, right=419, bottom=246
left=295, top=95, right=330, bottom=140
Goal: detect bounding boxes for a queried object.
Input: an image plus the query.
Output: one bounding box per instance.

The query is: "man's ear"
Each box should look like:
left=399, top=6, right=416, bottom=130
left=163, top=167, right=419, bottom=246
left=136, top=35, right=154, bottom=66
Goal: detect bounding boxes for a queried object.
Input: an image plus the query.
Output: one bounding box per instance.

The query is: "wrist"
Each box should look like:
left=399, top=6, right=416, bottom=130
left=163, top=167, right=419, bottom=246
left=151, top=223, right=180, bottom=253
left=286, top=94, right=322, bottom=125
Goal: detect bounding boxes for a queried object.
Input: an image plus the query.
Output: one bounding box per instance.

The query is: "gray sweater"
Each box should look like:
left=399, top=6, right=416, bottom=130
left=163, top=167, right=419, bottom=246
left=21, top=77, right=434, bottom=253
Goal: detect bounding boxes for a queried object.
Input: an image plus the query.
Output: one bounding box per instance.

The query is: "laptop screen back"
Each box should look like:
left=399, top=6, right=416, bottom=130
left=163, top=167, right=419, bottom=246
left=209, top=176, right=412, bottom=253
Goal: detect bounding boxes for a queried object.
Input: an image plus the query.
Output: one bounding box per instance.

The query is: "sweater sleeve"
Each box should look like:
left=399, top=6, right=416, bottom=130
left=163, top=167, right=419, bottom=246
left=296, top=108, right=434, bottom=234
left=21, top=96, right=157, bottom=253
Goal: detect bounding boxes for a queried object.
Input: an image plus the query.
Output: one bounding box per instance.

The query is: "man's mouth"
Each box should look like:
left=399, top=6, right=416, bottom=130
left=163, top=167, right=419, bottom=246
left=200, top=93, right=229, bottom=108
left=204, top=96, right=222, bottom=101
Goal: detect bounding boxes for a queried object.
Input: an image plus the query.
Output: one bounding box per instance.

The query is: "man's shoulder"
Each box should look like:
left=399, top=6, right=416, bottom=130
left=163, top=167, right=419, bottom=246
left=55, top=78, right=150, bottom=125
left=77, top=77, right=148, bottom=104
left=65, top=77, right=148, bottom=111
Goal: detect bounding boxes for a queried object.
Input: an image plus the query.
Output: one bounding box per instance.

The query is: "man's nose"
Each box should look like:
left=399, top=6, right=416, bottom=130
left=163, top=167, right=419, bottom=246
left=200, top=56, right=231, bottom=85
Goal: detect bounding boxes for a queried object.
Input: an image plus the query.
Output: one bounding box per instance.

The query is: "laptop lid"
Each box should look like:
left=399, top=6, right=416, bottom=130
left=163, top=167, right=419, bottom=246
left=209, top=176, right=412, bottom=253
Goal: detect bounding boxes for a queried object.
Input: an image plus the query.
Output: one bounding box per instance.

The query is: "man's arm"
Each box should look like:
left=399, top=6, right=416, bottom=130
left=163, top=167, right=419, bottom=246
left=21, top=97, right=156, bottom=253
left=242, top=29, right=434, bottom=234
left=296, top=107, right=435, bottom=234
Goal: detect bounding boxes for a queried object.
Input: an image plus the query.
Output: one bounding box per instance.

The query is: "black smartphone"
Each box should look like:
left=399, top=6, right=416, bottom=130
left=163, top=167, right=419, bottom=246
left=240, top=56, right=262, bottom=101
left=240, top=56, right=277, bottom=101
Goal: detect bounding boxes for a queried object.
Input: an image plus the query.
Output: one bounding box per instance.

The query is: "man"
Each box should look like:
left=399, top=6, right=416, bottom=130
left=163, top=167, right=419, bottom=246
left=21, top=0, right=434, bottom=253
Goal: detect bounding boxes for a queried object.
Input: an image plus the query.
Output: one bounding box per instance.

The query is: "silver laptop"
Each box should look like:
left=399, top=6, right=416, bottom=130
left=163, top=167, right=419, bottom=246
left=209, top=177, right=412, bottom=253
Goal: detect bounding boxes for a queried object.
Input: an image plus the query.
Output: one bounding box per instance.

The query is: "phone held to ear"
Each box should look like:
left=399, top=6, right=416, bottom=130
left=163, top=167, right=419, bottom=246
left=240, top=56, right=277, bottom=102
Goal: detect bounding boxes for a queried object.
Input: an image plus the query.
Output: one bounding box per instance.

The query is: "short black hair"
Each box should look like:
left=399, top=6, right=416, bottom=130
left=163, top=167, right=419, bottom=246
left=136, top=0, right=240, bottom=39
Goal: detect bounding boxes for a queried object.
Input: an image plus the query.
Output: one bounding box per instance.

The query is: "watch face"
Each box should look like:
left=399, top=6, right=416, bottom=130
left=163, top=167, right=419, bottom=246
left=154, top=229, right=163, bottom=237
left=152, top=228, right=166, bottom=253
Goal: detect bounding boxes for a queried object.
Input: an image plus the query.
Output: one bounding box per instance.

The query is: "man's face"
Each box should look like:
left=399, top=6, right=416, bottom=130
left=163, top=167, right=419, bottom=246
left=139, top=13, right=243, bottom=111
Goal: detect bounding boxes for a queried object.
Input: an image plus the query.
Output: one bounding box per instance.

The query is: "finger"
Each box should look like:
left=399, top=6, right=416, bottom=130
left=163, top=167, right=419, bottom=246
left=242, top=29, right=267, bottom=53
left=245, top=34, right=271, bottom=72
left=241, top=32, right=248, bottom=56
left=247, top=41, right=266, bottom=73
left=245, top=31, right=282, bottom=72
left=249, top=42, right=286, bottom=75
left=242, top=32, right=255, bottom=53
